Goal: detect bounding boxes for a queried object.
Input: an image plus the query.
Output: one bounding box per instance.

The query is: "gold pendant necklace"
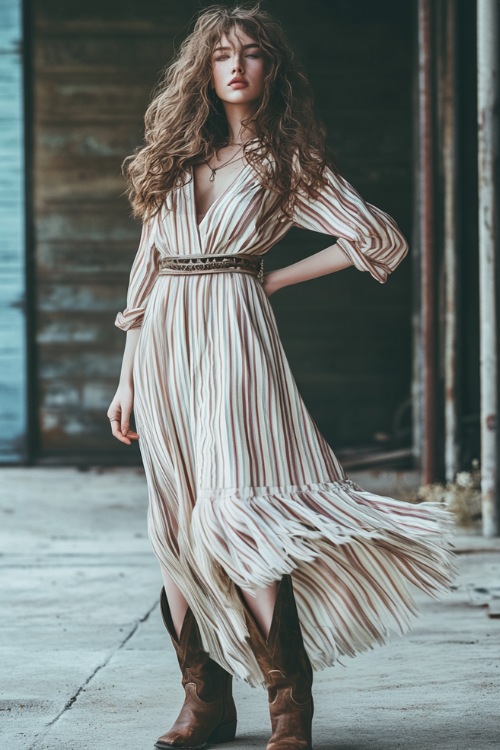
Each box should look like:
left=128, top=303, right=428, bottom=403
left=205, top=145, right=244, bottom=182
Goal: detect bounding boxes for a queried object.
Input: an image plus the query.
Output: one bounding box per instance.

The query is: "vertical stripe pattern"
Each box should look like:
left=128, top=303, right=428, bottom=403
left=114, top=156, right=459, bottom=687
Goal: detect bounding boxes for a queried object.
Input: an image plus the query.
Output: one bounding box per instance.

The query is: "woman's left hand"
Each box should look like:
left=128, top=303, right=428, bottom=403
left=262, top=271, right=281, bottom=298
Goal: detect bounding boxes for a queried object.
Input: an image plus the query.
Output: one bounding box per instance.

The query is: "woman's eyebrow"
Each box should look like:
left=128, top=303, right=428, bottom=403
left=213, top=43, right=261, bottom=53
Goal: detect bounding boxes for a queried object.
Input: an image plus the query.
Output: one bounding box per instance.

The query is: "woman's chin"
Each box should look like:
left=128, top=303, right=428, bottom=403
left=219, top=90, right=261, bottom=106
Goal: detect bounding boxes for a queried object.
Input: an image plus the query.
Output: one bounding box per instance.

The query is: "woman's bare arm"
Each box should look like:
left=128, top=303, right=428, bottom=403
left=264, top=242, right=353, bottom=295
left=118, top=328, right=141, bottom=386
left=107, top=328, right=141, bottom=445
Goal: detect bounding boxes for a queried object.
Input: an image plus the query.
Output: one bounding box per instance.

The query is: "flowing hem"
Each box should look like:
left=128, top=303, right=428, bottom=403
left=186, top=479, right=458, bottom=684
left=191, top=477, right=458, bottom=590
left=179, top=477, right=460, bottom=687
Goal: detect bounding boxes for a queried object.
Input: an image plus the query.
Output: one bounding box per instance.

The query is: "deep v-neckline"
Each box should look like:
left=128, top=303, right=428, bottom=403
left=190, top=159, right=251, bottom=230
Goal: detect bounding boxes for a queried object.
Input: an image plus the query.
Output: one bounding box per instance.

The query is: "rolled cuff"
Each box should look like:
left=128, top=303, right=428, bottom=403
left=114, top=310, right=144, bottom=331
left=335, top=237, right=399, bottom=285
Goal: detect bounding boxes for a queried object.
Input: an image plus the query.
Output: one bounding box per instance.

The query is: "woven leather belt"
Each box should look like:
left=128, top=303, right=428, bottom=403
left=158, top=253, right=264, bottom=284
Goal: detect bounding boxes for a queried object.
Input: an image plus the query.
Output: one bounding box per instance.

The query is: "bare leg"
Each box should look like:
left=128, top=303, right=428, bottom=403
left=161, top=563, right=278, bottom=641
left=238, top=581, right=279, bottom=640
left=161, top=566, right=189, bottom=640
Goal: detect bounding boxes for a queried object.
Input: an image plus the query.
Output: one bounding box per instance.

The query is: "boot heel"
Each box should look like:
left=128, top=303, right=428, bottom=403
left=207, top=720, right=237, bottom=743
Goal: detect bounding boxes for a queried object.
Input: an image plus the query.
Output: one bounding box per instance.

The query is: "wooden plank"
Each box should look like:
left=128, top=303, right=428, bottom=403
left=34, top=34, right=174, bottom=70
left=36, top=76, right=153, bottom=123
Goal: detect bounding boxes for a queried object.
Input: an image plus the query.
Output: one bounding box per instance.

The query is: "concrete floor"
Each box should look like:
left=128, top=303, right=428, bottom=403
left=1, top=467, right=499, bottom=750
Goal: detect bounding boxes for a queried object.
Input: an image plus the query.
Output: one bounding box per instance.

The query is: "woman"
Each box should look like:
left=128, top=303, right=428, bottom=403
left=107, top=4, right=459, bottom=749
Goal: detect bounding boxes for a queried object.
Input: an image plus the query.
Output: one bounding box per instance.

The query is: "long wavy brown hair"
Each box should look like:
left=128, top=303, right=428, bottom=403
left=122, top=2, right=340, bottom=221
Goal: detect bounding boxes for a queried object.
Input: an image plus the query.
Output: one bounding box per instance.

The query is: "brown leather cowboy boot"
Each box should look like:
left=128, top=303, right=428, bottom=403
left=237, top=575, right=314, bottom=750
left=155, top=586, right=237, bottom=750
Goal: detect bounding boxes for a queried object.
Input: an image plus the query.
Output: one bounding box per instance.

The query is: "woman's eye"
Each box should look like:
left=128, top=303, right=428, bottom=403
left=214, top=53, right=260, bottom=61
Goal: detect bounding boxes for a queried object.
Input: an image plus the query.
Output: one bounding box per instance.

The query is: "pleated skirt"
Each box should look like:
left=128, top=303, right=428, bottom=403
left=132, top=271, right=459, bottom=688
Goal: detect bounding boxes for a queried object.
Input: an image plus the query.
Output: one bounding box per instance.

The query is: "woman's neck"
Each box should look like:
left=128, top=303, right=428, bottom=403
left=222, top=102, right=258, bottom=146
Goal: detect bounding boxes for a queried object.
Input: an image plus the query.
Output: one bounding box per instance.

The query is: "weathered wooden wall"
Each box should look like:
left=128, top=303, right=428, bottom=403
left=32, top=0, right=412, bottom=463
left=0, top=0, right=27, bottom=463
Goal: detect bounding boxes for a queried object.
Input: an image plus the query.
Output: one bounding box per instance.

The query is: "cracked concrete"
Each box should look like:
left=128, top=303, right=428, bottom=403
left=1, top=467, right=499, bottom=750
left=26, top=600, right=159, bottom=750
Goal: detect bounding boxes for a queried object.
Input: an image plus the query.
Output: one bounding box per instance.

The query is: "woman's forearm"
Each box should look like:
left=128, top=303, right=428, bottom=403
left=119, top=327, right=141, bottom=386
left=270, top=241, right=353, bottom=291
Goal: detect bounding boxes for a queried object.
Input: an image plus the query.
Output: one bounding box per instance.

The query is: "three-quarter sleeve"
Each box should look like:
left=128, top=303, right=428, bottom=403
left=292, top=165, right=409, bottom=284
left=114, top=215, right=160, bottom=331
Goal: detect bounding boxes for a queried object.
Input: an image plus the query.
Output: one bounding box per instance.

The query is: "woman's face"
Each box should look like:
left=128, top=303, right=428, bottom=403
left=211, top=27, right=267, bottom=106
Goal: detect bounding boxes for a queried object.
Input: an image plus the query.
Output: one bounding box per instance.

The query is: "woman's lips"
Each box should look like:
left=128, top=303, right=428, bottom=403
left=229, top=81, right=248, bottom=88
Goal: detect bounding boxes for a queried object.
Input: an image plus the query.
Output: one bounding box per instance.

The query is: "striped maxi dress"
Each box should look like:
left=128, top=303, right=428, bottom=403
left=115, top=151, right=459, bottom=688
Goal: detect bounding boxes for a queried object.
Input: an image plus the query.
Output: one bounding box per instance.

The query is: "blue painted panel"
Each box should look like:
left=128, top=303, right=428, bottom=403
left=0, top=0, right=27, bottom=463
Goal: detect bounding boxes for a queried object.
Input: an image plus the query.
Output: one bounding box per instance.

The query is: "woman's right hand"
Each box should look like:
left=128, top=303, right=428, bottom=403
left=107, top=384, right=139, bottom=446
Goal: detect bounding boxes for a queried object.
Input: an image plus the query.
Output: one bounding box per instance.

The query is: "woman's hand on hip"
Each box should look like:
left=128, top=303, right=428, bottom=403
left=107, top=384, right=139, bottom=445
left=262, top=271, right=283, bottom=298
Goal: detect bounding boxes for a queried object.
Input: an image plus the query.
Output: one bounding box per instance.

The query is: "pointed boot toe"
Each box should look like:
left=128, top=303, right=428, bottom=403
left=155, top=587, right=237, bottom=749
